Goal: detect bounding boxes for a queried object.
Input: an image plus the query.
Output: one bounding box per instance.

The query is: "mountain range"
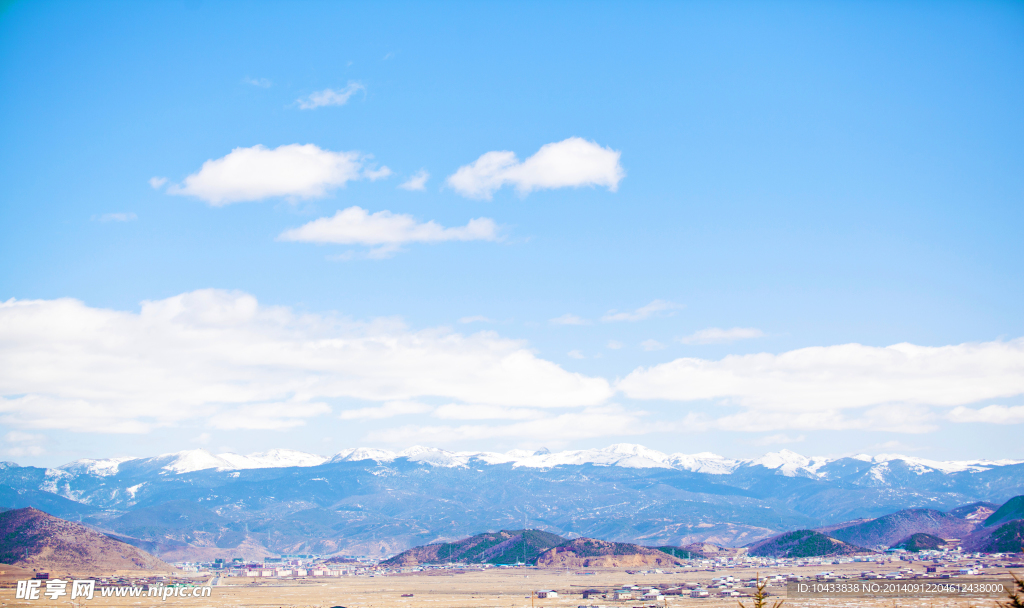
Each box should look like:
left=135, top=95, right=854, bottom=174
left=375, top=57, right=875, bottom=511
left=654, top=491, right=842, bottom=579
left=750, top=497, right=1023, bottom=556
left=42, top=444, right=1023, bottom=476
left=1, top=444, right=1021, bottom=558
left=824, top=508, right=981, bottom=549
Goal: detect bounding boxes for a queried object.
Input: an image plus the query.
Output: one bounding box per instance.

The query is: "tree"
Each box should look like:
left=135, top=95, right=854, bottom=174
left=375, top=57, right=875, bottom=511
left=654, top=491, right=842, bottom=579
left=738, top=573, right=783, bottom=608
left=998, top=573, right=1024, bottom=608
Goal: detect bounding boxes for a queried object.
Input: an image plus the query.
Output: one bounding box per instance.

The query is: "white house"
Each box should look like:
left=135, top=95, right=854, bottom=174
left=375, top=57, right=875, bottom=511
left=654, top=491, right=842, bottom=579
left=536, top=590, right=558, bottom=598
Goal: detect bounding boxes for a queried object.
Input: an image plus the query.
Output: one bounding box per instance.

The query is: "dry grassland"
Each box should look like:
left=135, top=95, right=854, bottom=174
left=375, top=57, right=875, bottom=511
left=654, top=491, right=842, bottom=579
left=0, top=564, right=1015, bottom=608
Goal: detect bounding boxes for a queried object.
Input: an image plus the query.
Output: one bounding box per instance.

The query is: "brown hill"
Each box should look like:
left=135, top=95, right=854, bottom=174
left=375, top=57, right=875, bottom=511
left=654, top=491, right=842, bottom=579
left=0, top=507, right=174, bottom=572
left=681, top=542, right=736, bottom=557
left=534, top=538, right=685, bottom=568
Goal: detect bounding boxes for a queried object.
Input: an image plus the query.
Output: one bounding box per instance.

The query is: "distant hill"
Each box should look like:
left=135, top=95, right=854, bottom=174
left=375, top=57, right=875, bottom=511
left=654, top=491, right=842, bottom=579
left=964, top=495, right=1024, bottom=553
left=104, top=499, right=230, bottom=540
left=984, top=495, right=1024, bottom=527
left=383, top=529, right=565, bottom=566
left=0, top=507, right=173, bottom=571
left=826, top=509, right=976, bottom=549
left=0, top=484, right=99, bottom=520
left=891, top=533, right=946, bottom=552
left=948, top=502, right=999, bottom=522
left=962, top=520, right=1024, bottom=553
left=534, top=537, right=685, bottom=568
left=748, top=530, right=864, bottom=558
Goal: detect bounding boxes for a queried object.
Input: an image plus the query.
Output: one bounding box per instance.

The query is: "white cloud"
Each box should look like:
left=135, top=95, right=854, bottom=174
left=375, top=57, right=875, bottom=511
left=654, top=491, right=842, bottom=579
left=446, top=137, right=624, bottom=200
left=0, top=395, right=153, bottom=433
left=458, top=316, right=492, bottom=324
left=148, top=176, right=167, bottom=189
left=550, top=314, right=590, bottom=326
left=340, top=400, right=433, bottom=420
left=607, top=340, right=624, bottom=350
left=431, top=404, right=543, bottom=420
left=735, top=405, right=938, bottom=434
left=399, top=170, right=430, bottom=191
left=325, top=251, right=365, bottom=262
left=296, top=82, right=365, bottom=109
left=366, top=405, right=647, bottom=446
left=4, top=431, right=43, bottom=443
left=679, top=404, right=938, bottom=434
left=168, top=144, right=385, bottom=205
left=3, top=445, right=44, bottom=458
left=567, top=350, right=586, bottom=359
left=948, top=404, right=1024, bottom=424
left=209, top=401, right=332, bottom=430
left=191, top=432, right=212, bottom=445
left=679, top=327, right=765, bottom=345
left=753, top=433, right=805, bottom=446
left=278, top=206, right=499, bottom=257
left=620, top=339, right=1024, bottom=426
left=863, top=440, right=924, bottom=453
left=602, top=299, right=682, bottom=323
left=363, top=166, right=393, bottom=181
left=641, top=339, right=666, bottom=351
left=243, top=77, right=272, bottom=88
left=96, top=212, right=137, bottom=222
left=0, top=290, right=612, bottom=434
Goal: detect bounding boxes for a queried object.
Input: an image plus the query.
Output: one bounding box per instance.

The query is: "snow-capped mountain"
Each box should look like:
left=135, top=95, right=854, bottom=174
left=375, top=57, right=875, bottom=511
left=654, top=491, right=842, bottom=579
left=2, top=443, right=1020, bottom=559
left=55, top=448, right=329, bottom=476
left=54, top=443, right=1020, bottom=479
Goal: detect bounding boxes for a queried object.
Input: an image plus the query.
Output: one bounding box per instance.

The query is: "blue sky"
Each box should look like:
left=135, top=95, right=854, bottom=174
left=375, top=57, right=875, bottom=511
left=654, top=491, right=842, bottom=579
left=1, top=0, right=1022, bottom=467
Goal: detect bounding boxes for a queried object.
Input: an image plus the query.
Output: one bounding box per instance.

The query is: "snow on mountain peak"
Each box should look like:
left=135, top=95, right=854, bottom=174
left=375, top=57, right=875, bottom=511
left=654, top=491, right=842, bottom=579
left=748, top=450, right=835, bottom=477
left=329, top=447, right=397, bottom=463
left=751, top=450, right=808, bottom=475
left=399, top=446, right=472, bottom=468
left=871, top=454, right=1004, bottom=474
left=50, top=444, right=1024, bottom=477
left=58, top=457, right=135, bottom=477
left=503, top=449, right=541, bottom=459
left=605, top=443, right=671, bottom=461
left=504, top=444, right=675, bottom=469
left=161, top=449, right=232, bottom=474
left=329, top=446, right=523, bottom=467
left=157, top=448, right=328, bottom=473
left=663, top=452, right=740, bottom=475
left=216, top=449, right=327, bottom=470
left=753, top=449, right=809, bottom=468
